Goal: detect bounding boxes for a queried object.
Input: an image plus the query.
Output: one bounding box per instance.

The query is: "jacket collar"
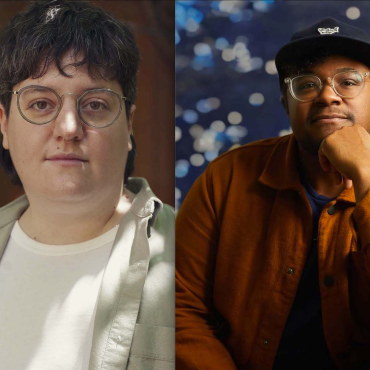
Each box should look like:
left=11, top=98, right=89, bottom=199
left=258, top=134, right=356, bottom=204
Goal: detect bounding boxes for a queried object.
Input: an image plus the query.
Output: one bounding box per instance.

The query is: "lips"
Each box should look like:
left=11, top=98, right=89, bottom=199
left=47, top=153, right=87, bottom=162
left=311, top=114, right=348, bottom=123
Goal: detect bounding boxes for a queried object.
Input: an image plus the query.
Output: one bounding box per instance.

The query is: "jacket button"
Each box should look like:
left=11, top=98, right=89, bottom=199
left=287, top=267, right=295, bottom=274
left=263, top=339, right=270, bottom=346
left=324, top=275, right=334, bottom=287
left=327, top=205, right=336, bottom=215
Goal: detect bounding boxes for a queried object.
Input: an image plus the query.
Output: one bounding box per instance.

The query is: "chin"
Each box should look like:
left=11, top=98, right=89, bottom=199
left=39, top=180, right=94, bottom=202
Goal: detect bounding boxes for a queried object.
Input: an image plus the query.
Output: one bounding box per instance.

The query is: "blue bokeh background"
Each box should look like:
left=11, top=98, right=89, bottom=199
left=175, top=0, right=370, bottom=210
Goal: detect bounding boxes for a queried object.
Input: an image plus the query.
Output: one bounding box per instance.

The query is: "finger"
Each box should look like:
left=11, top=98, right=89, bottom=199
left=318, top=152, right=331, bottom=172
left=343, top=178, right=353, bottom=189
left=335, top=173, right=343, bottom=186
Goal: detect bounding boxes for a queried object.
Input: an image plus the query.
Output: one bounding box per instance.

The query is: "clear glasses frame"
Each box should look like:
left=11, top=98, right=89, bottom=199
left=11, top=85, right=130, bottom=128
left=284, top=70, right=370, bottom=102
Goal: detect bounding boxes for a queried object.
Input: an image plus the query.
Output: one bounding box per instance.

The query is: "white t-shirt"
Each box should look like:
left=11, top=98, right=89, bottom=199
left=0, top=221, right=118, bottom=370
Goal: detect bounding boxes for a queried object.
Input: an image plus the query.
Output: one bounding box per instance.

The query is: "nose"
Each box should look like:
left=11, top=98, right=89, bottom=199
left=313, top=77, right=342, bottom=105
left=52, top=93, right=84, bottom=142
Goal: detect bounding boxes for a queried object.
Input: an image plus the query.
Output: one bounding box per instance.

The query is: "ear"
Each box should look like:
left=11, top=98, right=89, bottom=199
left=0, top=103, right=9, bottom=150
left=280, top=95, right=289, bottom=117
left=127, top=104, right=136, bottom=152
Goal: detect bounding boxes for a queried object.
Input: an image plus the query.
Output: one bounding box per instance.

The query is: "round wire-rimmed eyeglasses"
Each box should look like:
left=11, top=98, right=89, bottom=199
left=11, top=85, right=130, bottom=128
left=284, top=70, right=370, bottom=102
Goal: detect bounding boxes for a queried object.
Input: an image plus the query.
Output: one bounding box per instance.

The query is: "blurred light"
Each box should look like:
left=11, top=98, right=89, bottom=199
left=187, top=7, right=204, bottom=23
left=175, top=159, right=190, bottom=178
left=175, top=187, right=181, bottom=199
left=192, top=55, right=214, bottom=70
left=346, top=7, right=360, bottom=20
left=242, top=9, right=253, bottom=21
left=210, top=1, right=220, bottom=10
left=175, top=29, right=180, bottom=45
left=234, top=42, right=249, bottom=58
left=194, top=43, right=212, bottom=56
left=175, top=104, right=183, bottom=118
left=175, top=3, right=186, bottom=30
left=196, top=99, right=213, bottom=113
left=226, top=126, right=248, bottom=142
left=177, top=0, right=197, bottom=6
left=222, top=48, right=235, bottom=62
left=190, top=153, right=205, bottom=166
left=253, top=1, right=270, bottom=12
left=228, top=111, right=243, bottom=125
left=251, top=57, right=263, bottom=68
left=207, top=97, right=221, bottom=109
left=249, top=93, right=265, bottom=106
left=235, top=36, right=249, bottom=45
left=189, top=124, right=204, bottom=138
left=265, top=60, right=278, bottom=75
left=183, top=109, right=199, bottom=124
left=210, top=120, right=226, bottom=132
left=215, top=37, right=229, bottom=50
left=219, top=1, right=236, bottom=13
left=205, top=151, right=219, bottom=162
left=175, top=126, right=182, bottom=142
left=186, top=18, right=200, bottom=33
left=230, top=11, right=243, bottom=23
left=279, top=127, right=293, bottom=137
left=193, top=130, right=220, bottom=152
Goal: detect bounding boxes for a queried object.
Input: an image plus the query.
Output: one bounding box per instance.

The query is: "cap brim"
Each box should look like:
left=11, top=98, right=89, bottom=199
left=275, top=36, right=370, bottom=74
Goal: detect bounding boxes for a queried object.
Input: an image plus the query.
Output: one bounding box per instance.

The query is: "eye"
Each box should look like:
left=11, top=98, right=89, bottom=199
left=31, top=100, right=52, bottom=110
left=340, top=79, right=358, bottom=86
left=83, top=100, right=108, bottom=111
left=297, top=82, right=318, bottom=91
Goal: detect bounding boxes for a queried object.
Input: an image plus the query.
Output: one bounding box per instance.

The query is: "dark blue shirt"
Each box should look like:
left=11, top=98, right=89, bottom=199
left=272, top=180, right=337, bottom=370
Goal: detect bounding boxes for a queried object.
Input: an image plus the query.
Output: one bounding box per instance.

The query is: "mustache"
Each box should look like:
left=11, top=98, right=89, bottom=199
left=308, top=110, right=356, bottom=123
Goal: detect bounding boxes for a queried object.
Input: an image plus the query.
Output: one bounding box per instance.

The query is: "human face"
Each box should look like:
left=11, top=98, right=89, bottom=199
left=0, top=55, right=135, bottom=203
left=285, top=55, right=370, bottom=155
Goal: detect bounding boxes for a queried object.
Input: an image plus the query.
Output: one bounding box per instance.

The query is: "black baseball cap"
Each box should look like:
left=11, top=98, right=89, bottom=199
left=275, top=17, right=370, bottom=75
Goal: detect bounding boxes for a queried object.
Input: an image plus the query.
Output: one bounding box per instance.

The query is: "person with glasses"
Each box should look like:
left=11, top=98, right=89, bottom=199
left=176, top=18, right=370, bottom=370
left=0, top=2, right=174, bottom=370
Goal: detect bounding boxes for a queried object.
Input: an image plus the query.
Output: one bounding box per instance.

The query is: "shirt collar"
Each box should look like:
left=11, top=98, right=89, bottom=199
left=126, top=177, right=163, bottom=226
left=258, top=134, right=356, bottom=204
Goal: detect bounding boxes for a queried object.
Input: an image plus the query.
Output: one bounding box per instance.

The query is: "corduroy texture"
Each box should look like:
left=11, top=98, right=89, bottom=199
left=176, top=134, right=370, bottom=370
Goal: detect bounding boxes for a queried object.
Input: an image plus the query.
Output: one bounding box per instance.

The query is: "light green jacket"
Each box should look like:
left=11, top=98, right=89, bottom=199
left=0, top=178, right=175, bottom=370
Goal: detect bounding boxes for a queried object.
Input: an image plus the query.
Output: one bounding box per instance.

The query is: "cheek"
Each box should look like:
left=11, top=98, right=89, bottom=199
left=8, top=123, right=43, bottom=162
left=89, top=129, right=128, bottom=173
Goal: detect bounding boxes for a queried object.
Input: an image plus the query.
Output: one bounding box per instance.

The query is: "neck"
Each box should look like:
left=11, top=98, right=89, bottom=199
left=298, top=145, right=345, bottom=198
left=18, top=185, right=131, bottom=245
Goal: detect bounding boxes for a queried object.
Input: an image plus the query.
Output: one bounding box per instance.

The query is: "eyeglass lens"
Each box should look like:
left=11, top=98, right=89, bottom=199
left=292, top=71, right=364, bottom=101
left=18, top=86, right=121, bottom=127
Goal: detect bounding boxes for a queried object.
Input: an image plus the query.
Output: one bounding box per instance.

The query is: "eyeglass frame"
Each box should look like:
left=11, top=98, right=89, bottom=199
left=10, top=85, right=130, bottom=128
left=284, top=70, right=370, bottom=103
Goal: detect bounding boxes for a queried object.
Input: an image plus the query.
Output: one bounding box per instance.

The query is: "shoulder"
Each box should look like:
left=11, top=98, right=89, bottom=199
left=197, top=135, right=290, bottom=188
left=207, top=135, right=290, bottom=176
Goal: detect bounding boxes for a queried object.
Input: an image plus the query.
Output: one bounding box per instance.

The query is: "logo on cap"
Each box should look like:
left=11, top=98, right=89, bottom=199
left=318, top=27, right=339, bottom=35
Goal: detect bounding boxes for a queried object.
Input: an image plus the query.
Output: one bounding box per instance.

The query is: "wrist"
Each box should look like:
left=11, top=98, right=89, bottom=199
left=353, top=166, right=370, bottom=203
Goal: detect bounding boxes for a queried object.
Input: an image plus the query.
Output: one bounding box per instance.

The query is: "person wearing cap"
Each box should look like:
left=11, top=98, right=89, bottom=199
left=176, top=17, right=370, bottom=370
left=0, top=1, right=175, bottom=370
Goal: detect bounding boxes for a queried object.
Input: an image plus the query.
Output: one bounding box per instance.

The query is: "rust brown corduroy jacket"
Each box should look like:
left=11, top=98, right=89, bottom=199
left=176, top=134, right=370, bottom=370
